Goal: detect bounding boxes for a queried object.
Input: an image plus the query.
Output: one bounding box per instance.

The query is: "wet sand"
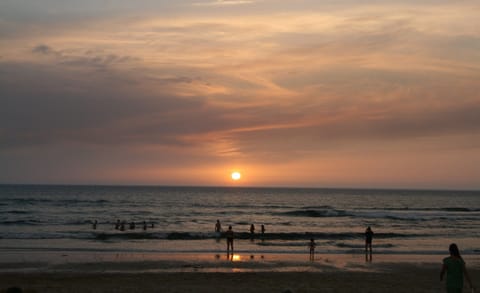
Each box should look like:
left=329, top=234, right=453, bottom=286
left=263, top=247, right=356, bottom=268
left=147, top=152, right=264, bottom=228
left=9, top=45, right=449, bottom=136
left=1, top=252, right=479, bottom=292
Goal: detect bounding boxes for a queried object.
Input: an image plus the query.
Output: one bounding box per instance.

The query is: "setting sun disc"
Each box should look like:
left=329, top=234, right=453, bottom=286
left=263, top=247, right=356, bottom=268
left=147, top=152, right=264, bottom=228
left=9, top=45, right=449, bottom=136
left=231, top=172, right=241, bottom=181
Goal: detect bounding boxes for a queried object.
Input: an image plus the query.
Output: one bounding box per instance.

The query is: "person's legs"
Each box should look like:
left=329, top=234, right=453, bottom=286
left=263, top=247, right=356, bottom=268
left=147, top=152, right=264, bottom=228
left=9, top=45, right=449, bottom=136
left=365, top=242, right=372, bottom=261
left=365, top=242, right=369, bottom=261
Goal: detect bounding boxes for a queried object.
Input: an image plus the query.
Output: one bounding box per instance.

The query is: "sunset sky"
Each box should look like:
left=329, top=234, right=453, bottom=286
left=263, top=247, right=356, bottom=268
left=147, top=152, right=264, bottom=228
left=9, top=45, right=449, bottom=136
left=1, top=0, right=479, bottom=189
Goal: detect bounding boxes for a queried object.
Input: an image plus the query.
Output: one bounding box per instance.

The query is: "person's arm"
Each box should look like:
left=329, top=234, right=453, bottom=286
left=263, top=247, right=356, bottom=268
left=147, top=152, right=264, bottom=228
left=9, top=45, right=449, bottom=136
left=440, top=264, right=446, bottom=281
left=463, top=263, right=474, bottom=289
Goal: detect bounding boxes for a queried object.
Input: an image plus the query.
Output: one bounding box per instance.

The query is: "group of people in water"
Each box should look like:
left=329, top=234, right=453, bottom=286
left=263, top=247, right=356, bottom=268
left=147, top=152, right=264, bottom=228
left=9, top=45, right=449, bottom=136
left=91, top=220, right=155, bottom=231
left=114, top=219, right=155, bottom=231
left=215, top=220, right=265, bottom=237
left=216, top=220, right=266, bottom=256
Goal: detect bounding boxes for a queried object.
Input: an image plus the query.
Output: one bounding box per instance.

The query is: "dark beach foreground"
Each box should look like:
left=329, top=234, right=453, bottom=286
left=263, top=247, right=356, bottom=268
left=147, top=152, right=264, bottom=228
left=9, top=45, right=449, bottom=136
left=0, top=270, right=477, bottom=293
left=1, top=264, right=478, bottom=293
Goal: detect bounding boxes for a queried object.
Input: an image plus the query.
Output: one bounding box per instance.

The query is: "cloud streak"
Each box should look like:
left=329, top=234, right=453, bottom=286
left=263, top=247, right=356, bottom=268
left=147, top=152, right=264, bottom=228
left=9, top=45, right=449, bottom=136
left=32, top=44, right=139, bottom=69
left=194, top=0, right=255, bottom=6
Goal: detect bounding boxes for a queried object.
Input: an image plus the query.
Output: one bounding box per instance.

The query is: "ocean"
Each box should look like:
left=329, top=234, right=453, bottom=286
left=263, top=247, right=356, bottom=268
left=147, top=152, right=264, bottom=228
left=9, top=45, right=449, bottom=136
left=1, top=185, right=479, bottom=266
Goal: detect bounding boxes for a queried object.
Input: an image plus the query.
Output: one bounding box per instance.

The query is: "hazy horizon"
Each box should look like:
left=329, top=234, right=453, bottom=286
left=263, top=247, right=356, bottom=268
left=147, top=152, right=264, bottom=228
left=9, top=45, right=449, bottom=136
left=1, top=182, right=478, bottom=192
left=1, top=1, right=479, bottom=190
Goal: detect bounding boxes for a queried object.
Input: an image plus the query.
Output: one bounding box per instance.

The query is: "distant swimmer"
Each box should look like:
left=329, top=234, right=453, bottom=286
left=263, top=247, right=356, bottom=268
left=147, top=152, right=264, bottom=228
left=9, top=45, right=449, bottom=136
left=309, top=238, right=316, bottom=261
left=215, top=220, right=222, bottom=233
left=115, top=219, right=120, bottom=230
left=226, top=225, right=234, bottom=254
left=129, top=221, right=135, bottom=230
left=143, top=221, right=147, bottom=231
left=92, top=220, right=97, bottom=230
left=120, top=221, right=126, bottom=231
left=365, top=226, right=374, bottom=262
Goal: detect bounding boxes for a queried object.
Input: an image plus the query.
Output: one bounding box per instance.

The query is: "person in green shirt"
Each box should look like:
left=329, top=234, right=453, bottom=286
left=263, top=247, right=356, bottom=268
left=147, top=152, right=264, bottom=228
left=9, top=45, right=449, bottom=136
left=440, top=243, right=474, bottom=293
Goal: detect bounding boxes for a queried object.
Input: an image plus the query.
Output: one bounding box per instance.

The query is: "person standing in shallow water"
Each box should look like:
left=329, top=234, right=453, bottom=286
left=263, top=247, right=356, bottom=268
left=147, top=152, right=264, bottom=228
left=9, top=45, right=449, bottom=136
left=226, top=225, right=234, bottom=255
left=365, top=226, right=373, bottom=262
left=309, top=238, right=316, bottom=261
left=215, top=220, right=222, bottom=233
left=440, top=243, right=474, bottom=293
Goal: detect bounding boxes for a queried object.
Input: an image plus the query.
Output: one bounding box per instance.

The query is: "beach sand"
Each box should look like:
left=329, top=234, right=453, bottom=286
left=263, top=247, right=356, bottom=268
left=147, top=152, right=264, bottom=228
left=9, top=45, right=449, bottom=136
left=1, top=267, right=478, bottom=293
left=0, top=255, right=480, bottom=293
left=1, top=252, right=479, bottom=292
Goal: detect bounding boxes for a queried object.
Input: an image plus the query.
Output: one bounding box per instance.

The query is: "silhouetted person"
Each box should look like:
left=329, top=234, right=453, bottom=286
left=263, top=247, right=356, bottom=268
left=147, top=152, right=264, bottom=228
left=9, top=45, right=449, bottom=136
left=115, top=219, right=120, bottom=230
left=120, top=221, right=126, bottom=231
left=261, top=224, right=265, bottom=235
left=309, top=238, right=316, bottom=261
left=92, top=220, right=97, bottom=230
left=440, top=243, right=474, bottom=293
left=129, top=221, right=135, bottom=230
left=151, top=222, right=154, bottom=228
left=215, top=220, right=222, bottom=233
left=250, top=224, right=255, bottom=235
left=365, top=226, right=373, bottom=262
left=143, top=221, right=147, bottom=231
left=226, top=225, right=234, bottom=254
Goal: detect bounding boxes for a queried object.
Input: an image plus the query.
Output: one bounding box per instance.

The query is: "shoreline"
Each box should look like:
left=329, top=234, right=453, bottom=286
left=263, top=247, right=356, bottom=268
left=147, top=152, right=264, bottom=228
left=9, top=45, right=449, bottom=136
left=2, top=251, right=480, bottom=273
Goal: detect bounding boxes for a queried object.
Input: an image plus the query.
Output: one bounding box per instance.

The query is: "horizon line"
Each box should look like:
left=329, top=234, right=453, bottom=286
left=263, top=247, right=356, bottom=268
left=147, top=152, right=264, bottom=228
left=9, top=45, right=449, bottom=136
left=0, top=182, right=478, bottom=192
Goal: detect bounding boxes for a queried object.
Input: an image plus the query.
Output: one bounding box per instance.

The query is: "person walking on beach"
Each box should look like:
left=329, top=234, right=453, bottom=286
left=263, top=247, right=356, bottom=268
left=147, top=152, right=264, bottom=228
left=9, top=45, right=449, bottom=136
left=440, top=243, right=474, bottom=293
left=309, top=238, right=316, bottom=261
left=226, top=225, right=234, bottom=254
left=215, top=220, right=222, bottom=233
left=365, top=226, right=373, bottom=262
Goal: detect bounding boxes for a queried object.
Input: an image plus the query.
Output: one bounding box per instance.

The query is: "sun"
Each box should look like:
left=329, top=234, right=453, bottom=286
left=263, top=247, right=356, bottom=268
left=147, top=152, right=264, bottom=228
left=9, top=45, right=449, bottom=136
left=231, top=172, right=241, bottom=181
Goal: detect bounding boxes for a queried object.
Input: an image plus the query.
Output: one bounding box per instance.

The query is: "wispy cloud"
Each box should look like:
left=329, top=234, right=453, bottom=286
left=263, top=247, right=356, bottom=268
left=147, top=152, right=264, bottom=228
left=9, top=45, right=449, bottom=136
left=193, top=0, right=255, bottom=6
left=32, top=44, right=139, bottom=69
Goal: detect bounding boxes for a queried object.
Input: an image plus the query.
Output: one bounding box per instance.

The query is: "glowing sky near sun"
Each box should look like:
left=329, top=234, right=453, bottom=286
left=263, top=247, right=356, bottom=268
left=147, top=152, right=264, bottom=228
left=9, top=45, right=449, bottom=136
left=0, top=0, right=479, bottom=189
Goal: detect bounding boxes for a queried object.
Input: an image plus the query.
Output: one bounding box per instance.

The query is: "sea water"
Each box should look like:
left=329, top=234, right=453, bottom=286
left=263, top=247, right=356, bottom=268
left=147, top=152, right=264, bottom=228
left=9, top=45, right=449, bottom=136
left=1, top=185, right=479, bottom=263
